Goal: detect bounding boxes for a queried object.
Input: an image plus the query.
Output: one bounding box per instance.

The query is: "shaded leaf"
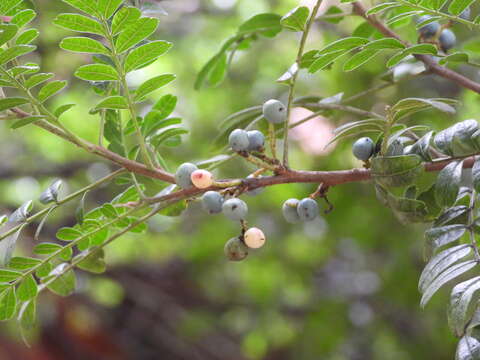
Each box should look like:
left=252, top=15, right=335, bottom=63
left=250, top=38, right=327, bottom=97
left=435, top=161, right=463, bottom=207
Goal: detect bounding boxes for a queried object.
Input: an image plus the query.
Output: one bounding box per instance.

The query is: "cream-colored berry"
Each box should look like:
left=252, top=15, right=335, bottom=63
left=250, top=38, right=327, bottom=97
left=190, top=169, right=214, bottom=189
left=244, top=227, right=266, bottom=249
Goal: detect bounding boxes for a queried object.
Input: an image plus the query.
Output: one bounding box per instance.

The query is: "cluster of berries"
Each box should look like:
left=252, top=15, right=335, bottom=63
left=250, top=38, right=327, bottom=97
left=417, top=8, right=470, bottom=53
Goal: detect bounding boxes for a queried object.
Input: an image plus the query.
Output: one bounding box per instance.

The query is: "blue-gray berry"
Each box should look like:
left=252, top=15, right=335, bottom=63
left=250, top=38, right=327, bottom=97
left=417, top=15, right=440, bottom=38
left=229, top=129, right=250, bottom=151
left=224, top=237, right=248, bottom=261
left=352, top=137, right=375, bottom=161
left=282, top=198, right=301, bottom=223
left=201, top=191, right=224, bottom=214
left=262, top=99, right=287, bottom=124
left=175, top=162, right=198, bottom=189
left=459, top=7, right=471, bottom=20
left=222, top=198, right=248, bottom=221
left=297, top=198, right=319, bottom=222
left=439, top=29, right=456, bottom=52
left=247, top=130, right=265, bottom=151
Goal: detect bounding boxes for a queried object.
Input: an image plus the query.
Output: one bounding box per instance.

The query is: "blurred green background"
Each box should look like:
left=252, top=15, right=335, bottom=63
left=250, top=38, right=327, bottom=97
left=0, top=0, right=479, bottom=359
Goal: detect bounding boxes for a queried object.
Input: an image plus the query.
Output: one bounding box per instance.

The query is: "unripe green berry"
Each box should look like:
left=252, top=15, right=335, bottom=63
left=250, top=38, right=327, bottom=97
left=191, top=169, right=214, bottom=189
left=202, top=191, right=224, bottom=214
left=297, top=198, right=319, bottom=222
left=175, top=162, right=198, bottom=189
left=229, top=129, right=250, bottom=151
left=282, top=198, right=301, bottom=223
left=352, top=137, right=375, bottom=161
left=224, top=237, right=248, bottom=261
left=262, top=99, right=287, bottom=124
left=244, top=227, right=266, bottom=249
left=222, top=198, right=248, bottom=221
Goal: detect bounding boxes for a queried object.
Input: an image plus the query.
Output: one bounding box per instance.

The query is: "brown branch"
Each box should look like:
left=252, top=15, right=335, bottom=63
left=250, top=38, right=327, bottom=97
left=146, top=154, right=479, bottom=205
left=352, top=2, right=480, bottom=94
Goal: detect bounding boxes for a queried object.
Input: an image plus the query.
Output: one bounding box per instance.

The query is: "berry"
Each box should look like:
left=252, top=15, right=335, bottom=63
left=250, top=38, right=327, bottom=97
left=246, top=175, right=264, bottom=196
left=191, top=169, right=214, bottom=189
left=224, top=237, right=248, bottom=261
left=459, top=7, right=471, bottom=20
left=297, top=198, right=319, bottom=222
left=244, top=227, right=266, bottom=249
left=229, top=129, right=249, bottom=151
left=262, top=99, right=287, bottom=124
left=417, top=15, right=440, bottom=38
left=439, top=29, right=456, bottom=52
left=352, top=137, right=375, bottom=161
left=202, top=191, right=224, bottom=214
left=247, top=130, right=265, bottom=151
left=222, top=198, right=248, bottom=221
left=175, top=162, right=198, bottom=189
left=282, top=198, right=301, bottom=223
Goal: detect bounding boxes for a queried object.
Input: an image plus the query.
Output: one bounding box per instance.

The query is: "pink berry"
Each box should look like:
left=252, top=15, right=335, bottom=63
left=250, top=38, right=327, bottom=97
left=244, top=227, right=266, bottom=249
left=190, top=169, right=214, bottom=189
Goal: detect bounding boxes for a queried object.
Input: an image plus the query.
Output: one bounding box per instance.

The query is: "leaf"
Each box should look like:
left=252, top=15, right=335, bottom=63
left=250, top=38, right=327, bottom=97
left=393, top=97, right=456, bottom=115
left=15, top=28, right=39, bottom=45
left=0, top=24, right=18, bottom=47
left=33, top=242, right=62, bottom=255
left=37, top=80, right=68, bottom=102
left=0, top=97, right=28, bottom=112
left=449, top=276, right=480, bottom=337
left=435, top=161, right=463, bottom=207
left=0, top=269, right=21, bottom=282
left=208, top=53, right=227, bottom=87
left=54, top=103, right=76, bottom=118
left=150, top=128, right=188, bottom=148
left=56, top=227, right=82, bottom=241
left=9, top=200, right=33, bottom=223
left=317, top=37, right=369, bottom=55
left=45, top=263, right=76, bottom=297
left=439, top=52, right=470, bottom=66
left=421, top=260, right=476, bottom=308
left=60, top=36, right=109, bottom=55
left=387, top=44, right=438, bottom=67
left=344, top=49, right=380, bottom=71
left=25, top=72, right=54, bottom=89
left=115, top=17, right=159, bottom=54
left=364, top=38, right=405, bottom=50
left=61, top=0, right=99, bottom=17
left=0, top=288, right=16, bottom=321
left=8, top=256, right=41, bottom=271
left=11, top=9, right=36, bottom=28
left=53, top=13, right=104, bottom=35
left=0, top=0, right=22, bottom=15
left=448, top=0, right=476, bottom=16
left=280, top=6, right=309, bottom=31
left=405, top=131, right=433, bottom=161
left=124, top=40, right=172, bottom=73
left=77, top=248, right=106, bottom=273
left=434, top=206, right=469, bottom=227
left=111, top=6, right=141, bottom=35
left=425, top=224, right=467, bottom=252
left=308, top=50, right=346, bottom=73
left=277, top=62, right=298, bottom=84
left=366, top=2, right=401, bottom=16
left=472, top=157, right=480, bottom=193
left=134, top=74, right=175, bottom=102
left=370, top=155, right=424, bottom=188
left=456, top=334, right=480, bottom=360
left=238, top=13, right=282, bottom=37
left=11, top=115, right=45, bottom=129
left=39, top=179, right=62, bottom=204
left=75, top=64, right=118, bottom=81
left=17, top=274, right=37, bottom=301
left=97, top=0, right=123, bottom=19
left=93, top=95, right=128, bottom=111
left=419, top=244, right=472, bottom=293
left=75, top=191, right=87, bottom=225
left=18, top=300, right=36, bottom=329
left=152, top=94, right=177, bottom=118
left=0, top=227, right=21, bottom=268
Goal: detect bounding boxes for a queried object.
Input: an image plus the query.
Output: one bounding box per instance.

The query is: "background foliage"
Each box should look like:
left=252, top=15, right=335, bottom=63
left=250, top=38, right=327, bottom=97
left=0, top=0, right=479, bottom=359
